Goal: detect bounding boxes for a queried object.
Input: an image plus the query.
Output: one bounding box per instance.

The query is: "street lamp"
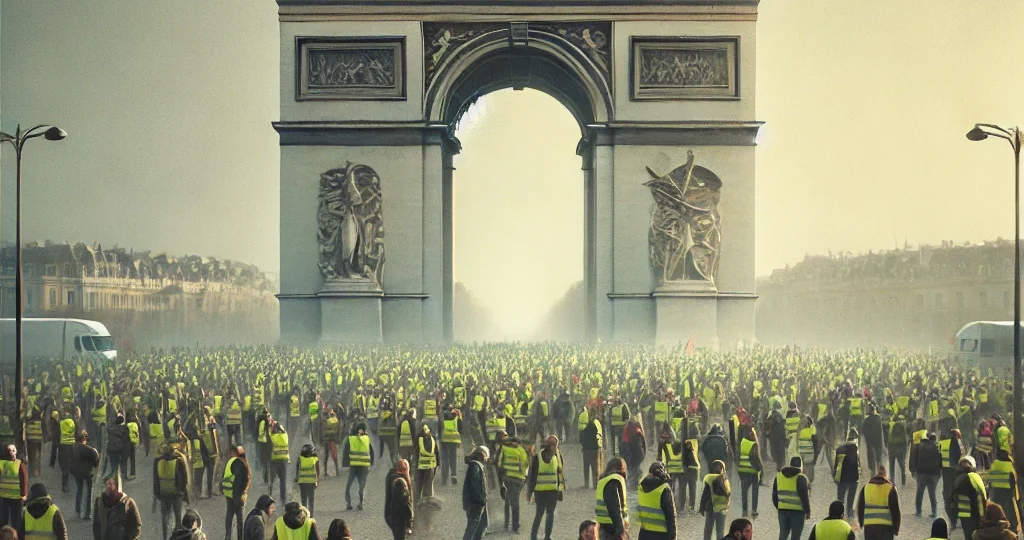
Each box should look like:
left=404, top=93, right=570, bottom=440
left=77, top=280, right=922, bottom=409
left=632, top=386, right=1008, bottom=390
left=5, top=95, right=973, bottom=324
left=0, top=124, right=66, bottom=455
left=966, top=122, right=1022, bottom=476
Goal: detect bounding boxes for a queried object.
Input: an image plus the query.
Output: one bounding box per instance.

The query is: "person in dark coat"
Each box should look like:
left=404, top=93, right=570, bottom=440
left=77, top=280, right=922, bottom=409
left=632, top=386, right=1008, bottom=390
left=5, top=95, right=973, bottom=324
left=463, top=446, right=490, bottom=540
left=973, top=502, right=1017, bottom=540
left=224, top=446, right=252, bottom=540
left=623, top=415, right=647, bottom=490
left=913, top=432, right=943, bottom=518
left=598, top=457, right=629, bottom=540
left=856, top=466, right=901, bottom=540
left=104, top=414, right=128, bottom=479
left=242, top=494, right=275, bottom=540
left=92, top=475, right=142, bottom=540
left=638, top=461, right=677, bottom=539
left=834, top=429, right=861, bottom=525
left=269, top=502, right=319, bottom=540
left=71, top=430, right=100, bottom=519
left=384, top=458, right=414, bottom=540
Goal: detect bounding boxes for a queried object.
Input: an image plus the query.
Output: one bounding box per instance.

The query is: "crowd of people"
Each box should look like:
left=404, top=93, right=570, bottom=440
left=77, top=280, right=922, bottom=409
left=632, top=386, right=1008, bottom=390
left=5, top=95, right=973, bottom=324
left=0, top=343, right=1015, bottom=540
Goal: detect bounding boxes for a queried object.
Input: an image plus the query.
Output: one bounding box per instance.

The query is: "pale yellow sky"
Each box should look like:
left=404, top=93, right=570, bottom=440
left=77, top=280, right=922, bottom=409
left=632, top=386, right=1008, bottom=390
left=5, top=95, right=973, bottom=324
left=2, top=1, right=1023, bottom=336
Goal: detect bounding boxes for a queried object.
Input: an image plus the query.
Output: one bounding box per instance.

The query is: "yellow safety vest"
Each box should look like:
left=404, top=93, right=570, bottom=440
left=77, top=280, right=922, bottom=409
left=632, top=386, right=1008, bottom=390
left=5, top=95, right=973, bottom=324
left=213, top=395, right=222, bottom=416
left=939, top=439, right=953, bottom=467
left=289, top=397, right=300, bottom=418
left=271, top=432, right=289, bottom=461
left=596, top=474, right=629, bottom=526
left=298, top=455, right=318, bottom=484
left=535, top=453, right=560, bottom=492
left=167, top=398, right=177, bottom=414
left=442, top=418, right=461, bottom=444
left=424, top=399, right=437, bottom=417
left=222, top=457, right=237, bottom=497
left=654, top=402, right=669, bottom=423
left=274, top=516, right=315, bottom=540
left=149, top=422, right=164, bottom=444
left=0, top=460, right=20, bottom=499
left=500, top=444, right=526, bottom=480
left=703, top=473, right=730, bottom=513
left=786, top=415, right=800, bottom=437
left=637, top=481, right=669, bottom=532
left=912, top=429, right=927, bottom=446
left=848, top=398, right=862, bottom=418
left=662, top=444, right=684, bottom=474
left=775, top=472, right=803, bottom=511
left=813, top=518, right=853, bottom=540
left=577, top=410, right=590, bottom=431
left=976, top=435, right=993, bottom=454
left=928, top=401, right=940, bottom=422
left=348, top=435, right=371, bottom=468
left=862, top=483, right=893, bottom=526
left=418, top=437, right=437, bottom=470
left=192, top=440, right=204, bottom=470
left=798, top=426, right=816, bottom=455
left=59, top=419, right=75, bottom=445
left=399, top=421, right=414, bottom=447
left=485, top=416, right=505, bottom=442
left=127, top=422, right=140, bottom=446
left=957, top=472, right=987, bottom=519
left=258, top=420, right=268, bottom=444
left=738, top=439, right=756, bottom=474
left=684, top=440, right=701, bottom=471
left=307, top=402, right=319, bottom=420
left=157, top=458, right=178, bottom=496
left=23, top=503, right=57, bottom=540
left=27, top=421, right=42, bottom=442
left=988, top=459, right=1014, bottom=491
left=611, top=405, right=625, bottom=427
left=92, top=405, right=107, bottom=425
left=325, top=417, right=339, bottom=439
left=226, top=406, right=242, bottom=426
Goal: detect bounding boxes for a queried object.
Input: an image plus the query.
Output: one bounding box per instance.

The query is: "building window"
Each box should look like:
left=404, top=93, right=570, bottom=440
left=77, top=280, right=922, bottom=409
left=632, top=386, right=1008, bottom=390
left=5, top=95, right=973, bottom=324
left=49, top=289, right=56, bottom=307
left=62, top=264, right=71, bottom=277
left=980, top=291, right=988, bottom=308
left=44, top=265, right=56, bottom=277
left=67, top=291, right=75, bottom=306
left=956, top=292, right=964, bottom=309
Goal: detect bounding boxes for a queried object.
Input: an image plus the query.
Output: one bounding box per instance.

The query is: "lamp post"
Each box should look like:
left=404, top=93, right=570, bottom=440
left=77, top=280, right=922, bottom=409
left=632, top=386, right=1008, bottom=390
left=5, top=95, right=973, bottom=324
left=966, top=122, right=1023, bottom=479
left=0, top=124, right=66, bottom=455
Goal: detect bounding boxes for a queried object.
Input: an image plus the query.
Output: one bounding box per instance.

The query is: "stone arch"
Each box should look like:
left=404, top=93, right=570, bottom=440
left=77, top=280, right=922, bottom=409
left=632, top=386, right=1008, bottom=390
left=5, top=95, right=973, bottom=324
left=425, top=26, right=613, bottom=130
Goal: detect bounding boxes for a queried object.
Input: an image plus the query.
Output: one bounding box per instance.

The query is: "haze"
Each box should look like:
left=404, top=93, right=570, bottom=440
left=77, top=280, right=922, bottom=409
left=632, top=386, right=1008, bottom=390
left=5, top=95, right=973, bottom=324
left=2, top=1, right=1023, bottom=336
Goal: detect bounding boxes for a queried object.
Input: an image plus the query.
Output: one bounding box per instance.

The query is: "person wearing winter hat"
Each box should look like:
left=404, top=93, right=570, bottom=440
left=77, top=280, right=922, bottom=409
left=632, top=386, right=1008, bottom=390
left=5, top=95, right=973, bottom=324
left=269, top=502, right=319, bottom=540
left=950, top=456, right=987, bottom=540
left=774, top=456, right=810, bottom=540
left=20, top=483, right=67, bottom=540
left=170, top=508, right=207, bottom=540
left=92, top=474, right=142, bottom=540
left=638, top=461, right=677, bottom=539
left=833, top=430, right=861, bottom=528
left=973, top=502, right=1015, bottom=540
left=928, top=517, right=949, bottom=540
left=242, top=494, right=275, bottom=540
left=807, top=501, right=855, bottom=540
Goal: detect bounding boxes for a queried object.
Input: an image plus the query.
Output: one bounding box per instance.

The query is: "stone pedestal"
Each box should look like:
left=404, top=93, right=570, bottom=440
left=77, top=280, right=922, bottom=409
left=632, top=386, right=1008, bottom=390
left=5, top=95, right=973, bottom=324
left=318, top=279, right=384, bottom=343
left=654, top=280, right=720, bottom=349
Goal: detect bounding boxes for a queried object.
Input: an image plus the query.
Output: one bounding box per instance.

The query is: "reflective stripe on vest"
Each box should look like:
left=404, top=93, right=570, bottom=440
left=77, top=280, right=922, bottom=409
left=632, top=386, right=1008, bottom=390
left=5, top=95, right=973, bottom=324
left=500, top=444, right=525, bottom=479
left=274, top=515, right=314, bottom=540
left=663, top=444, right=684, bottom=474
left=535, top=454, right=560, bottom=492
left=813, top=518, right=853, bottom=540
left=637, top=481, right=669, bottom=532
left=348, top=435, right=371, bottom=468
left=424, top=399, right=437, bottom=417
left=939, top=439, right=953, bottom=468
left=298, top=455, right=318, bottom=484
left=399, top=421, right=414, bottom=447
left=149, top=423, right=164, bottom=443
left=127, top=423, right=140, bottom=446
left=989, top=460, right=1014, bottom=490
left=271, top=432, right=289, bottom=461
left=222, top=457, right=237, bottom=497
left=26, top=422, right=42, bottom=442
left=59, top=420, right=75, bottom=445
left=595, top=473, right=628, bottom=525
left=703, top=473, right=730, bottom=513
left=192, top=440, right=204, bottom=469
left=0, top=460, right=20, bottom=499
left=226, top=407, right=242, bottom=426
left=442, top=418, right=461, bottom=444
left=775, top=472, right=803, bottom=511
left=157, top=458, right=178, bottom=496
left=798, top=427, right=815, bottom=455
left=738, top=439, right=756, bottom=474
left=958, top=472, right=987, bottom=518
left=23, top=503, right=56, bottom=540
left=862, top=483, right=893, bottom=526
left=418, top=437, right=437, bottom=470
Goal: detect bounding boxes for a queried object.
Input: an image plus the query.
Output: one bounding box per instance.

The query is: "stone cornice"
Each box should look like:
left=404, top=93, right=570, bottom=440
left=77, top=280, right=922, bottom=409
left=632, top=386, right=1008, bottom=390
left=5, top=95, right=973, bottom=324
left=273, top=121, right=456, bottom=147
left=588, top=120, right=764, bottom=147
left=278, top=0, right=758, bottom=22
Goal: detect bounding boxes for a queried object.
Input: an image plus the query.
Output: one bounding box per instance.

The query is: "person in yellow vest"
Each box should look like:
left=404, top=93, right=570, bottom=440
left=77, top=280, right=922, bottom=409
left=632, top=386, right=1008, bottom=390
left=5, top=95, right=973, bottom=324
left=607, top=397, right=630, bottom=457
left=91, top=397, right=107, bottom=455
left=949, top=455, right=987, bottom=540
left=222, top=445, right=251, bottom=540
left=25, top=409, right=43, bottom=479
left=699, top=459, right=731, bottom=540
left=941, top=429, right=967, bottom=528
left=294, top=443, right=319, bottom=517
left=796, top=415, right=819, bottom=485
left=414, top=424, right=439, bottom=503
left=973, top=420, right=995, bottom=472
left=773, top=456, right=811, bottom=540
left=20, top=483, right=67, bottom=540
left=658, top=431, right=686, bottom=516
left=784, top=402, right=801, bottom=459
left=0, top=444, right=26, bottom=531
left=398, top=409, right=418, bottom=468
left=885, top=412, right=908, bottom=487
left=834, top=429, right=862, bottom=528
left=440, top=406, right=464, bottom=486
left=256, top=409, right=273, bottom=486
left=737, top=428, right=763, bottom=519
left=322, top=409, right=341, bottom=477
left=268, top=422, right=290, bottom=506
left=307, top=394, right=322, bottom=443
left=986, top=449, right=1020, bottom=532
left=198, top=411, right=219, bottom=497
left=379, top=398, right=399, bottom=466
left=421, top=393, right=440, bottom=440
left=343, top=422, right=374, bottom=511
left=125, top=412, right=141, bottom=480
left=495, top=432, right=529, bottom=534
left=288, top=393, right=301, bottom=433
left=596, top=457, right=629, bottom=539
left=526, top=435, right=563, bottom=539
left=152, top=442, right=191, bottom=539
left=638, top=460, right=678, bottom=538
left=855, top=465, right=901, bottom=540
left=56, top=411, right=77, bottom=493
left=146, top=409, right=164, bottom=457
left=580, top=407, right=603, bottom=490
left=225, top=399, right=243, bottom=449
left=270, top=501, right=320, bottom=540
left=807, top=501, right=855, bottom=540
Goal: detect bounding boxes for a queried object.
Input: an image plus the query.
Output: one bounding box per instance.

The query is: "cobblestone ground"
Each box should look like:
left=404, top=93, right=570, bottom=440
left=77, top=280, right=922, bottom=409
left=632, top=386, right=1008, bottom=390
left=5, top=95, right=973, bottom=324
left=42, top=431, right=958, bottom=540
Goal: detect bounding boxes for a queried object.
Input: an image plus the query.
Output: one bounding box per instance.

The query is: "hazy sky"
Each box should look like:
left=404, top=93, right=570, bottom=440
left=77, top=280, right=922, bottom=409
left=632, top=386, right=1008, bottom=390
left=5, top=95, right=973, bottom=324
left=3, top=1, right=1024, bottom=334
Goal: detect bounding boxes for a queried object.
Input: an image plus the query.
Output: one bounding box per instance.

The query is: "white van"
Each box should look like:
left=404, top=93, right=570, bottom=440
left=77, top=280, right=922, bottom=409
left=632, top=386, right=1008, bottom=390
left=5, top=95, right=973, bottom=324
left=0, top=318, right=117, bottom=368
left=952, top=320, right=1019, bottom=370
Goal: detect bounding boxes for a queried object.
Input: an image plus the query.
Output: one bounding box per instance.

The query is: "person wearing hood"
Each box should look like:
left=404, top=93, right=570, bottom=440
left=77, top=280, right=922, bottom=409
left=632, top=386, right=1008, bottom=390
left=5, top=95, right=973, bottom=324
left=415, top=424, right=438, bottom=501
left=496, top=432, right=529, bottom=534
left=768, top=401, right=787, bottom=471
left=0, top=444, right=26, bottom=530
left=950, top=456, right=988, bottom=540
left=154, top=442, right=191, bottom=539
left=223, top=445, right=252, bottom=540
left=580, top=407, right=604, bottom=490
left=856, top=465, right=901, bottom=540
left=20, top=483, right=67, bottom=540
left=807, top=501, right=855, bottom=540
left=773, top=456, right=811, bottom=540
left=463, top=446, right=489, bottom=540
left=942, top=429, right=968, bottom=529
left=700, top=459, right=731, bottom=540
left=862, top=405, right=884, bottom=474
left=342, top=423, right=373, bottom=511
left=973, top=502, right=1017, bottom=540
left=92, top=475, right=142, bottom=540
left=441, top=406, right=464, bottom=486
left=170, top=508, right=207, bottom=540
left=833, top=429, right=861, bottom=528
left=385, top=458, right=414, bottom=540
left=986, top=449, right=1020, bottom=532
left=199, top=412, right=220, bottom=498
left=325, top=519, right=352, bottom=540
left=701, top=423, right=731, bottom=480
left=295, top=443, right=320, bottom=516
left=638, top=461, right=677, bottom=539
left=242, top=494, right=275, bottom=540
left=269, top=502, right=319, bottom=540
left=914, top=432, right=943, bottom=518
left=926, top=517, right=949, bottom=540
left=526, top=435, right=564, bottom=540
left=71, top=430, right=100, bottom=519
left=105, top=414, right=129, bottom=480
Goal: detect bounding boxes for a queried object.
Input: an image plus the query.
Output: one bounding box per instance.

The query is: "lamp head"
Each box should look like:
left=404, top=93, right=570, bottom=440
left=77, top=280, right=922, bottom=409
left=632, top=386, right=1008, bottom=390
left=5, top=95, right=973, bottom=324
left=44, top=126, right=66, bottom=141
left=966, top=126, right=988, bottom=142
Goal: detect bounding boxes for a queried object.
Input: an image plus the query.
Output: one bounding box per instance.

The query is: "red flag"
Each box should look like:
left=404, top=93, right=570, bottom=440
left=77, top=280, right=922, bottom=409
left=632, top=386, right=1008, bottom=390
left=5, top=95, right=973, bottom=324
left=684, top=337, right=695, bottom=356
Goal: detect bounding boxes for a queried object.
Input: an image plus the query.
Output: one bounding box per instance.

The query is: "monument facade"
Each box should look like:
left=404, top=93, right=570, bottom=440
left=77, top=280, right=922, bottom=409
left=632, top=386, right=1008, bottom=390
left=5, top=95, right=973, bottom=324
left=274, top=0, right=762, bottom=346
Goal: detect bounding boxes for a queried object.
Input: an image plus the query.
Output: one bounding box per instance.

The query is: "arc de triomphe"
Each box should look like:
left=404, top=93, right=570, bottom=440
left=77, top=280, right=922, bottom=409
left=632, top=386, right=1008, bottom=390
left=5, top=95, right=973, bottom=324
left=273, top=0, right=762, bottom=347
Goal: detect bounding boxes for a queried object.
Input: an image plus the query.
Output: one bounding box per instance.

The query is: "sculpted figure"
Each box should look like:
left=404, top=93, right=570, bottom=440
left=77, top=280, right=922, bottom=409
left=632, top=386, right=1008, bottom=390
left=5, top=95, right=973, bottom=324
left=317, top=162, right=385, bottom=288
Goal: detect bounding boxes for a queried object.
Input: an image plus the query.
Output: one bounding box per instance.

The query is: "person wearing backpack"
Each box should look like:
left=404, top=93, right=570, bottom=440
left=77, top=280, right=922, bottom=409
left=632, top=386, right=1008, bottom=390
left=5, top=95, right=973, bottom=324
left=886, top=413, right=908, bottom=487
